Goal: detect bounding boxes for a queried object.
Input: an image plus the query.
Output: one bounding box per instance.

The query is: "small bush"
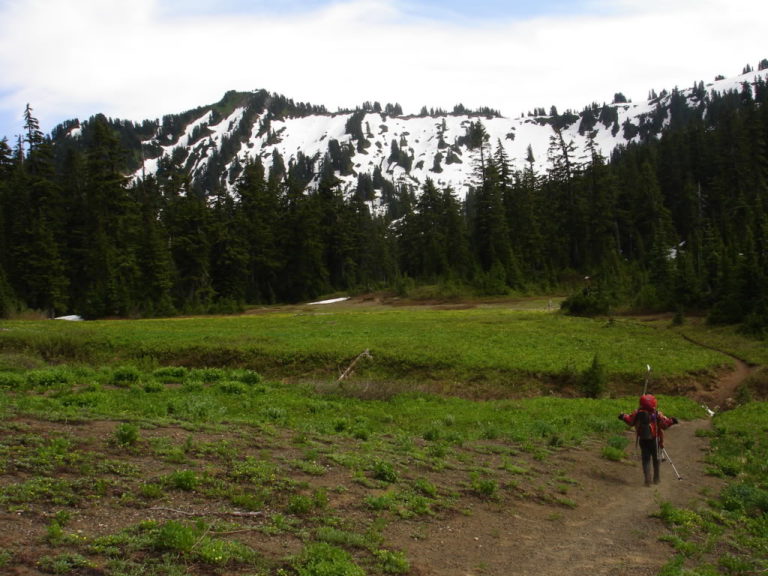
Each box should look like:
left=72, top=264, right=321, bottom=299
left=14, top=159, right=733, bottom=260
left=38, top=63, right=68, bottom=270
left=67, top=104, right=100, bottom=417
left=0, top=372, right=25, bottom=389
left=219, top=381, right=247, bottom=394
left=196, top=537, right=256, bottom=565
left=114, top=423, right=139, bottom=447
left=372, top=460, right=398, bottom=483
left=0, top=548, right=12, bottom=568
left=230, top=492, right=265, bottom=511
left=366, top=492, right=397, bottom=511
left=188, top=368, right=226, bottom=383
left=234, top=369, right=262, bottom=385
left=265, top=406, right=287, bottom=421
left=138, top=379, right=161, bottom=393
left=561, top=291, right=610, bottom=316
left=721, top=483, right=768, bottom=515
left=470, top=473, right=498, bottom=499
left=375, top=549, right=410, bottom=574
left=414, top=478, right=438, bottom=498
left=140, top=483, right=164, bottom=499
left=37, top=553, right=92, bottom=573
left=607, top=435, right=629, bottom=450
left=333, top=418, right=349, bottom=432
left=294, top=542, right=365, bottom=576
left=153, top=366, right=188, bottom=383
left=315, top=527, right=368, bottom=549
left=110, top=366, right=142, bottom=387
left=26, top=369, right=73, bottom=388
left=287, top=494, right=314, bottom=515
left=153, top=520, right=196, bottom=552
left=164, top=470, right=199, bottom=491
left=602, top=446, right=626, bottom=461
left=580, top=354, right=606, bottom=398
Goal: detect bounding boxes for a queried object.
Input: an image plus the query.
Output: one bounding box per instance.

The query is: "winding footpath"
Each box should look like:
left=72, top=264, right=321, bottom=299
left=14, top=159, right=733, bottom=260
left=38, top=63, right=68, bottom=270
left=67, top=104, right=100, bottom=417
left=399, top=343, right=754, bottom=576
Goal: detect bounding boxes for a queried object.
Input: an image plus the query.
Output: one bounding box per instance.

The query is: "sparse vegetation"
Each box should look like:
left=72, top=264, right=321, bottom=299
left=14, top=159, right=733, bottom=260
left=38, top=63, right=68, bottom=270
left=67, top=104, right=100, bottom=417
left=0, top=304, right=763, bottom=574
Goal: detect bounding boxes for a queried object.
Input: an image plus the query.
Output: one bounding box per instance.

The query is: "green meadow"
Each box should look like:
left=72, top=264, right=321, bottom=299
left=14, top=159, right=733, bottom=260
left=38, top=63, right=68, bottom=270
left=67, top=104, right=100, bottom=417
left=0, top=306, right=731, bottom=388
left=0, top=303, right=765, bottom=575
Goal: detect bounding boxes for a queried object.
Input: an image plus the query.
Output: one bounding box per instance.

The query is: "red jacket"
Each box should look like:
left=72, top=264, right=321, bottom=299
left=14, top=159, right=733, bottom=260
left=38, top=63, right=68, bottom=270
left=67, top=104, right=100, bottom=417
left=621, top=410, right=676, bottom=447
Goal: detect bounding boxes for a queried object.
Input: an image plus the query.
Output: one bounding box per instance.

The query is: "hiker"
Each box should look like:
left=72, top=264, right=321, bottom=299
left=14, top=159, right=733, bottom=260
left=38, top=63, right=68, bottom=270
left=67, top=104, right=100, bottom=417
left=618, top=394, right=678, bottom=486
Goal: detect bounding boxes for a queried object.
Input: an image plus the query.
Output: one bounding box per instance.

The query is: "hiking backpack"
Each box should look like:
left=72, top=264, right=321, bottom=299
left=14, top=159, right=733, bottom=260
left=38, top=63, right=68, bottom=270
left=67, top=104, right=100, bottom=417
left=635, top=409, right=656, bottom=440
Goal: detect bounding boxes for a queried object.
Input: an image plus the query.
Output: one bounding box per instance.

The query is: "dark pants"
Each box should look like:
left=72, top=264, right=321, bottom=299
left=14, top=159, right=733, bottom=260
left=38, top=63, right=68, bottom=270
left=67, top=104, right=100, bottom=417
left=639, top=438, right=660, bottom=485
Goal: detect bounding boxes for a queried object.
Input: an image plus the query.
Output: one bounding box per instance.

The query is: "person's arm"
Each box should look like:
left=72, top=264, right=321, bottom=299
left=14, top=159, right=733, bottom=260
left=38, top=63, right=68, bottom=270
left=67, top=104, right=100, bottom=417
left=618, top=410, right=636, bottom=426
left=658, top=412, right=678, bottom=429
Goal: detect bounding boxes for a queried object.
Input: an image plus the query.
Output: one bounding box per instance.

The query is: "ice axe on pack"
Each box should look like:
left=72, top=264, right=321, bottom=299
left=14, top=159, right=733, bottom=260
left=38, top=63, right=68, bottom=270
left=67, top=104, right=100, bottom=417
left=643, top=364, right=651, bottom=395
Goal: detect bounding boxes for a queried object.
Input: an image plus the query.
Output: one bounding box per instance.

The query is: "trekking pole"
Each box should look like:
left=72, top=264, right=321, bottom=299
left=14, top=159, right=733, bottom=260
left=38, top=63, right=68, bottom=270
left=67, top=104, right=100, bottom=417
left=662, top=447, right=683, bottom=480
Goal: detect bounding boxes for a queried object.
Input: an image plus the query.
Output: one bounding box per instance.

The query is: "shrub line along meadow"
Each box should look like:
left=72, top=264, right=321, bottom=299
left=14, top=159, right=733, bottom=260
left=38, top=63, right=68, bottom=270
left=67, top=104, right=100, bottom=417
left=0, top=305, right=764, bottom=575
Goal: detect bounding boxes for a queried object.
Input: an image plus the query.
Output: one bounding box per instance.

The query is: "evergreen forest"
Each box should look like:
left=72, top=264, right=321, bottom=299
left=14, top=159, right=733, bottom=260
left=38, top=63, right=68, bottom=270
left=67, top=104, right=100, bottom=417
left=0, top=74, right=767, bottom=337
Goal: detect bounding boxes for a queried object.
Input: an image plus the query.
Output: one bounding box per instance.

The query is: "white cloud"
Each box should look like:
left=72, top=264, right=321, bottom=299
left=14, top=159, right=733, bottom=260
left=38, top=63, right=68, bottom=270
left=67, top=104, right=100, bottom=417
left=0, top=0, right=765, bottom=138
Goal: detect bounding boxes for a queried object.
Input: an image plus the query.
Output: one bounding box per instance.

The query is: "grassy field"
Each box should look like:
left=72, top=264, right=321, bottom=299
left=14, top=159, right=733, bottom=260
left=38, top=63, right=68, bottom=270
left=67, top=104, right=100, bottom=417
left=0, top=302, right=764, bottom=575
left=0, top=361, right=706, bottom=575
left=0, top=304, right=732, bottom=394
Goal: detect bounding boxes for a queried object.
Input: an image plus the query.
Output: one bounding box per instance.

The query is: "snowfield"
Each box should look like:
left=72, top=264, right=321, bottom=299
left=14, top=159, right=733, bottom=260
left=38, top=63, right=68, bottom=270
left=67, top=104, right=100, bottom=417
left=131, top=68, right=768, bottom=200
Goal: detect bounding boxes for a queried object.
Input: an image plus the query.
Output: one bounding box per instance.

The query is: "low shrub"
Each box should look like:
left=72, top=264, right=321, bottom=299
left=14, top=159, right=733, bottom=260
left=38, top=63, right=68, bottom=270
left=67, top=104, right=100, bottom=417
left=26, top=368, right=73, bottom=388
left=561, top=291, right=610, bottom=316
left=372, top=460, right=398, bottom=483
left=110, top=366, right=141, bottom=387
left=114, top=423, right=140, bottom=447
left=153, top=366, right=188, bottom=383
left=164, top=470, right=199, bottom=491
left=0, top=372, right=24, bottom=389
left=294, top=542, right=365, bottom=576
left=375, top=549, right=410, bottom=574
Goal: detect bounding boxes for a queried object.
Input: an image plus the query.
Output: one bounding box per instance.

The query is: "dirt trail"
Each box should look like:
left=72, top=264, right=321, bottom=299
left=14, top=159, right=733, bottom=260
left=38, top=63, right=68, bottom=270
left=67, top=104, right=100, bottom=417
left=385, top=335, right=759, bottom=576
left=698, top=356, right=754, bottom=410
left=392, top=332, right=758, bottom=576
left=392, top=417, right=724, bottom=576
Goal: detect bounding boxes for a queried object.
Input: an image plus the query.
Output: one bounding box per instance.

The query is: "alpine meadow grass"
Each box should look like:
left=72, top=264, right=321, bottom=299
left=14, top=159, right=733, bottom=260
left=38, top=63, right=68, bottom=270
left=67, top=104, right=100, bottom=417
left=0, top=304, right=761, bottom=575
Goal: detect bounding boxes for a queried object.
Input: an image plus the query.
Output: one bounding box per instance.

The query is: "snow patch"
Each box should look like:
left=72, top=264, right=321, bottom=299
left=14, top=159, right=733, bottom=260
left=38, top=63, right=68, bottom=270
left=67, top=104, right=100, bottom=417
left=307, top=297, right=350, bottom=305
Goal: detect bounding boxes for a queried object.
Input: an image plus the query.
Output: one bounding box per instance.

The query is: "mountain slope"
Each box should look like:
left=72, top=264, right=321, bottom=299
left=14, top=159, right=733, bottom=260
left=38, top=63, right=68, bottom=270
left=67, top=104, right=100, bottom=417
left=52, top=64, right=768, bottom=202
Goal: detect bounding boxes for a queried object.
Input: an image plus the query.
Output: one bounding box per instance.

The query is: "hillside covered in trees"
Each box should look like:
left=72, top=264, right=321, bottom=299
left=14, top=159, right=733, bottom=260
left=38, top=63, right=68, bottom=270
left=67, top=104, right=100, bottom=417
left=0, top=63, right=767, bottom=336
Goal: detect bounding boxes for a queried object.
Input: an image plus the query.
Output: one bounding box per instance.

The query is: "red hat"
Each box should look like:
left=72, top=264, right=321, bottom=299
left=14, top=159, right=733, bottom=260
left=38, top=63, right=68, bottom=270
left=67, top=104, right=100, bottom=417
left=639, top=394, right=657, bottom=410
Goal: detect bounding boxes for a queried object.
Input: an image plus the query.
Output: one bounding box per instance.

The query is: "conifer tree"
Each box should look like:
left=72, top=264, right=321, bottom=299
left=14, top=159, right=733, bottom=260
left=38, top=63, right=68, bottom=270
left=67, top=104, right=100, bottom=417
left=6, top=105, right=70, bottom=315
left=276, top=159, right=328, bottom=302
left=209, top=186, right=250, bottom=310
left=236, top=157, right=281, bottom=303
left=546, top=127, right=585, bottom=269
left=469, top=150, right=517, bottom=290
left=131, top=176, right=175, bottom=316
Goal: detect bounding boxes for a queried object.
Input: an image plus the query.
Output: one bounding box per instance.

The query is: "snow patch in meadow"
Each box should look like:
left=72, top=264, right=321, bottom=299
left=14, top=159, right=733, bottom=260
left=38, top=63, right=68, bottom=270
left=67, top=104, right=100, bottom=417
left=307, top=297, right=350, bottom=305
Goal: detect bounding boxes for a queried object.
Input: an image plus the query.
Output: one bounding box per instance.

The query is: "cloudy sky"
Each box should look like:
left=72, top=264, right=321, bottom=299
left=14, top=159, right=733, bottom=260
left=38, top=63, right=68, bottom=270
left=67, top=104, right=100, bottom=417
left=0, top=0, right=765, bottom=141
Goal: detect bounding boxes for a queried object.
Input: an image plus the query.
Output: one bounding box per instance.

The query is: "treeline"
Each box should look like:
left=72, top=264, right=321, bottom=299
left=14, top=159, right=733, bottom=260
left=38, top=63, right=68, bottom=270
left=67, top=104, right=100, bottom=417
left=0, top=77, right=767, bottom=335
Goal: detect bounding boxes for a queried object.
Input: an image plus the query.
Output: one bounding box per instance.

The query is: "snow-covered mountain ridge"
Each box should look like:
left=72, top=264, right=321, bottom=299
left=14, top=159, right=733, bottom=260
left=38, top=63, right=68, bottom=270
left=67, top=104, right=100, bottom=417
left=79, top=66, right=768, bottom=199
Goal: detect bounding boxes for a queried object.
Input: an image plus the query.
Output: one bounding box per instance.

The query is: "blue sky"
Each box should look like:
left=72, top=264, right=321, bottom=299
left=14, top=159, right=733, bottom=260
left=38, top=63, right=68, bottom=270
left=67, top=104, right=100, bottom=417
left=156, top=0, right=591, bottom=19
left=0, top=0, right=766, bottom=141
